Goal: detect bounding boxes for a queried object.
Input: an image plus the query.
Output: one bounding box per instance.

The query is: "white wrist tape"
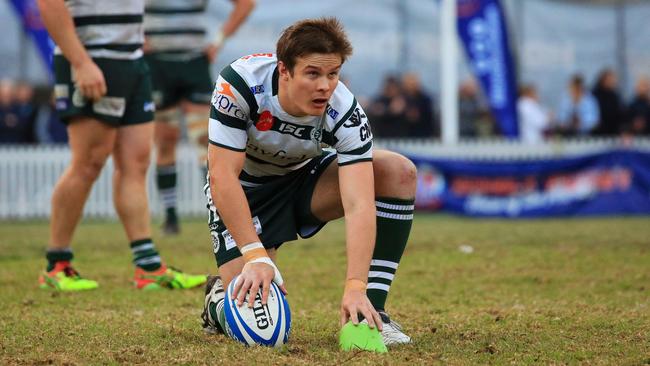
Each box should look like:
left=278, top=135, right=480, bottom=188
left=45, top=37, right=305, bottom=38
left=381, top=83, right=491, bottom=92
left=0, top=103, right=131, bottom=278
left=241, top=241, right=264, bottom=253
left=211, top=30, right=226, bottom=49
left=248, top=256, right=284, bottom=286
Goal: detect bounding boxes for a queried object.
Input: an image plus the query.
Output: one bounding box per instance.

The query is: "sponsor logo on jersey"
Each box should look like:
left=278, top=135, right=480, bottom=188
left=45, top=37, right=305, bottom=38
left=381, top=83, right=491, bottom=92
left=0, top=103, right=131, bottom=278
left=247, top=143, right=309, bottom=163
left=240, top=53, right=274, bottom=60
left=341, top=107, right=372, bottom=141
left=211, top=231, right=221, bottom=254
left=217, top=82, right=236, bottom=98
left=360, top=121, right=373, bottom=142
left=143, top=101, right=156, bottom=112
left=326, top=104, right=339, bottom=120
left=215, top=82, right=246, bottom=120
left=222, top=216, right=262, bottom=250
left=54, top=84, right=68, bottom=99
left=250, top=84, right=265, bottom=95
left=72, top=89, right=85, bottom=107
left=275, top=120, right=310, bottom=139
left=55, top=99, right=68, bottom=111
left=256, top=110, right=274, bottom=131
left=92, top=96, right=126, bottom=117
left=343, top=107, right=366, bottom=128
left=152, top=91, right=163, bottom=107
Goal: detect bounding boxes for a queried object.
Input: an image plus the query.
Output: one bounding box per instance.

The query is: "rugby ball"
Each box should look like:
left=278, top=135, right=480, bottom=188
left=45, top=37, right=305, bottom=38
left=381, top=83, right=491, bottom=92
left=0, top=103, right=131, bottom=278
left=223, top=275, right=291, bottom=347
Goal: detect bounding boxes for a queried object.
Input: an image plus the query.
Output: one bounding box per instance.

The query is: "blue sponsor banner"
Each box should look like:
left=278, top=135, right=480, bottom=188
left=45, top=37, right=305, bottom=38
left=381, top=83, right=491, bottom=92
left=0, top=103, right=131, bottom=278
left=9, top=0, right=54, bottom=79
left=412, top=150, right=650, bottom=217
left=457, top=0, right=519, bottom=137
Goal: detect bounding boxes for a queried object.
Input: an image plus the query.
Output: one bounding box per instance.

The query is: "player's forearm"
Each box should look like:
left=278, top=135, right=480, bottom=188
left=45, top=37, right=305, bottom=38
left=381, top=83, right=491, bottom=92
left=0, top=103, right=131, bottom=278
left=210, top=174, right=259, bottom=247
left=343, top=205, right=376, bottom=282
left=222, top=0, right=256, bottom=37
left=37, top=0, right=91, bottom=68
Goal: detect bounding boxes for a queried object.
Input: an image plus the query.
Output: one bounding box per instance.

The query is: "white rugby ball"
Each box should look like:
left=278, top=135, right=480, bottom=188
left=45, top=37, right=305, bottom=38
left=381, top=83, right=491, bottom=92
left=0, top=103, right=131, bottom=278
left=223, top=275, right=291, bottom=347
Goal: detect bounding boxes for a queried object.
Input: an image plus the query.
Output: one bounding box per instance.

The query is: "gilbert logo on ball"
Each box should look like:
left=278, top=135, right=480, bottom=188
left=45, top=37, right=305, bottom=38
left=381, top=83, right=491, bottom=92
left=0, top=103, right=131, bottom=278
left=223, top=275, right=291, bottom=347
left=256, top=110, right=274, bottom=131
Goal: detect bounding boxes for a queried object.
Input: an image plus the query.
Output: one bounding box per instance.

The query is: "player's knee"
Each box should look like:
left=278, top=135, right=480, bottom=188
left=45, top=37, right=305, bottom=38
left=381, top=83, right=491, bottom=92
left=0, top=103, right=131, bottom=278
left=75, top=155, right=108, bottom=181
left=396, top=155, right=418, bottom=189
left=119, top=148, right=151, bottom=177
left=375, top=153, right=417, bottom=190
left=132, top=150, right=152, bottom=174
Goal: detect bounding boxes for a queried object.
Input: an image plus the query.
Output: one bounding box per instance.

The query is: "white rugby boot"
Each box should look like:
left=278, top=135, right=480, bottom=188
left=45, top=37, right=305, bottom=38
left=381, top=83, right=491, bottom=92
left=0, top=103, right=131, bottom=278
left=378, top=311, right=411, bottom=345
left=201, top=275, right=226, bottom=334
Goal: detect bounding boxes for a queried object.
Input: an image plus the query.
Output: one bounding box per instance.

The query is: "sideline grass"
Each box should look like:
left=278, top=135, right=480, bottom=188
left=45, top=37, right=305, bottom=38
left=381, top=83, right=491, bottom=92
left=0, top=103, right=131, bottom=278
left=1, top=215, right=649, bottom=365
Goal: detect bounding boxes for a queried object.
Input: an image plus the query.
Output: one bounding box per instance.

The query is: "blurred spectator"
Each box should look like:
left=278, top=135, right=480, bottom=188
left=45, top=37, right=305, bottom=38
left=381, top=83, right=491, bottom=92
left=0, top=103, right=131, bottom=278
left=592, top=68, right=624, bottom=136
left=556, top=74, right=599, bottom=136
left=35, top=89, right=68, bottom=143
left=401, top=72, right=435, bottom=137
left=458, top=79, right=492, bottom=138
left=518, top=84, right=552, bottom=144
left=625, top=76, right=650, bottom=136
left=0, top=79, right=37, bottom=143
left=367, top=75, right=407, bottom=137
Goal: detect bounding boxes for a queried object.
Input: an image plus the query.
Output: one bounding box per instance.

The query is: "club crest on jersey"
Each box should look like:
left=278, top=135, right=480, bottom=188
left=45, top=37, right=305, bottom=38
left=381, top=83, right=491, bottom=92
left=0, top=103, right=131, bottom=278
left=256, top=110, right=274, bottom=131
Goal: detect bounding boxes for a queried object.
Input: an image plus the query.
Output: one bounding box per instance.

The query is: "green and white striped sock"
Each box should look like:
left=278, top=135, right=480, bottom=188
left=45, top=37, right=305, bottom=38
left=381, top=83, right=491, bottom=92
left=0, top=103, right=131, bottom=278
left=367, top=197, right=414, bottom=311
left=130, top=238, right=162, bottom=271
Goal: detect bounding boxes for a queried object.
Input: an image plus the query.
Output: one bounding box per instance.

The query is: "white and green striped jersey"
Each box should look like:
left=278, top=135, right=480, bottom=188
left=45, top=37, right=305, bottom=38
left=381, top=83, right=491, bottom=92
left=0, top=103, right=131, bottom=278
left=59, top=0, right=145, bottom=60
left=208, top=54, right=373, bottom=187
left=144, top=0, right=209, bottom=55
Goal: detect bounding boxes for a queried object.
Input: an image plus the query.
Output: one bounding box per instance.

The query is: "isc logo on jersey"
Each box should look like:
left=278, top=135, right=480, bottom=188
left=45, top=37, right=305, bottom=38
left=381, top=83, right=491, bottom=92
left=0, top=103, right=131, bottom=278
left=214, top=82, right=246, bottom=120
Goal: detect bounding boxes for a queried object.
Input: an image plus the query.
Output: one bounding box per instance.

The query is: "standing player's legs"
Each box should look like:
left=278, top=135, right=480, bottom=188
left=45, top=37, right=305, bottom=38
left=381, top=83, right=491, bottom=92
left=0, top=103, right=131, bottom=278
left=112, top=122, right=154, bottom=242
left=117, top=57, right=206, bottom=290
left=40, top=117, right=117, bottom=290
left=182, top=101, right=210, bottom=174
left=310, top=149, right=417, bottom=344
left=117, top=122, right=207, bottom=290
left=154, top=109, right=181, bottom=234
left=153, top=55, right=213, bottom=235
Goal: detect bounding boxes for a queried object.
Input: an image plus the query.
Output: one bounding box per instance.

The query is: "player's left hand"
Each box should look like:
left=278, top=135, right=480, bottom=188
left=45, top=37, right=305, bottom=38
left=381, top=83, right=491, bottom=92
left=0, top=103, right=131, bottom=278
left=204, top=44, right=220, bottom=63
left=340, top=289, right=383, bottom=331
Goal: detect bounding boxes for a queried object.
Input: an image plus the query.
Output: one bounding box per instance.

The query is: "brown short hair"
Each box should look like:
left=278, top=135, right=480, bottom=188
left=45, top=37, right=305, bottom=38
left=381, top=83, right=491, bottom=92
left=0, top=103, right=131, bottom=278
left=276, top=17, right=353, bottom=73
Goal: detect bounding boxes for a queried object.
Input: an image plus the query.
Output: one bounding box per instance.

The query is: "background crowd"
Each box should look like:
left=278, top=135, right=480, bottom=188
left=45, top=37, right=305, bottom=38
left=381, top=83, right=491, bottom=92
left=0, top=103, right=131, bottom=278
left=2, top=68, right=649, bottom=144
left=0, top=80, right=66, bottom=144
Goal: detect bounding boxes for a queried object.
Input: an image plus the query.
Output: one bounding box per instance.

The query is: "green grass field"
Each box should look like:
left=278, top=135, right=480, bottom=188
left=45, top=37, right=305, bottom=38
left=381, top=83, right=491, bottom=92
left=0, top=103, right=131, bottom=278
left=1, top=215, right=649, bottom=365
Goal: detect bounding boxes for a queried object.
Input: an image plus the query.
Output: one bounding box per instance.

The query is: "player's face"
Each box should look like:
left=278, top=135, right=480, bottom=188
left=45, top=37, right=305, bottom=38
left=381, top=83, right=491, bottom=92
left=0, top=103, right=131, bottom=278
left=280, top=53, right=342, bottom=117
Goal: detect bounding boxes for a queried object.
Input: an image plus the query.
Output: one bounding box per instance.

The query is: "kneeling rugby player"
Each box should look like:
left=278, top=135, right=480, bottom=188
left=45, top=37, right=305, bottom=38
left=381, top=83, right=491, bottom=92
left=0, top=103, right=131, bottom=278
left=202, top=17, right=416, bottom=346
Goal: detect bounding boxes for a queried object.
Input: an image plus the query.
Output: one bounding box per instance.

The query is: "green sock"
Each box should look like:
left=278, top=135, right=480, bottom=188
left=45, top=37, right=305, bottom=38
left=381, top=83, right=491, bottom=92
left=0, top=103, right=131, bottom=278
left=367, top=197, right=414, bottom=311
left=45, top=248, right=73, bottom=271
left=130, top=238, right=162, bottom=271
left=156, top=164, right=177, bottom=222
left=210, top=298, right=227, bottom=334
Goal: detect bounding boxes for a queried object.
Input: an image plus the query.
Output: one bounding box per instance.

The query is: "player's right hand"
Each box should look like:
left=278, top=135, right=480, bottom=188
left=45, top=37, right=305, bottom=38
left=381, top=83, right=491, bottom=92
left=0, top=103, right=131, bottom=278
left=72, top=59, right=106, bottom=102
left=340, top=283, right=382, bottom=331
left=233, top=261, right=287, bottom=308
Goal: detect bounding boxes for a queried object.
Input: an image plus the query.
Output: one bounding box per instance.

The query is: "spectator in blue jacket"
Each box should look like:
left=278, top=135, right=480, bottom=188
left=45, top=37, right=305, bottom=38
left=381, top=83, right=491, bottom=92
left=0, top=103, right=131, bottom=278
left=556, top=74, right=599, bottom=136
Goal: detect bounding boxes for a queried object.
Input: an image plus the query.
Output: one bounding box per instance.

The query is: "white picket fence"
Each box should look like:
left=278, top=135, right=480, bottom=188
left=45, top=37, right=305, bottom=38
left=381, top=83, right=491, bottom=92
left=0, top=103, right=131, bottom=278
left=1, top=138, right=649, bottom=219
left=0, top=144, right=206, bottom=219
